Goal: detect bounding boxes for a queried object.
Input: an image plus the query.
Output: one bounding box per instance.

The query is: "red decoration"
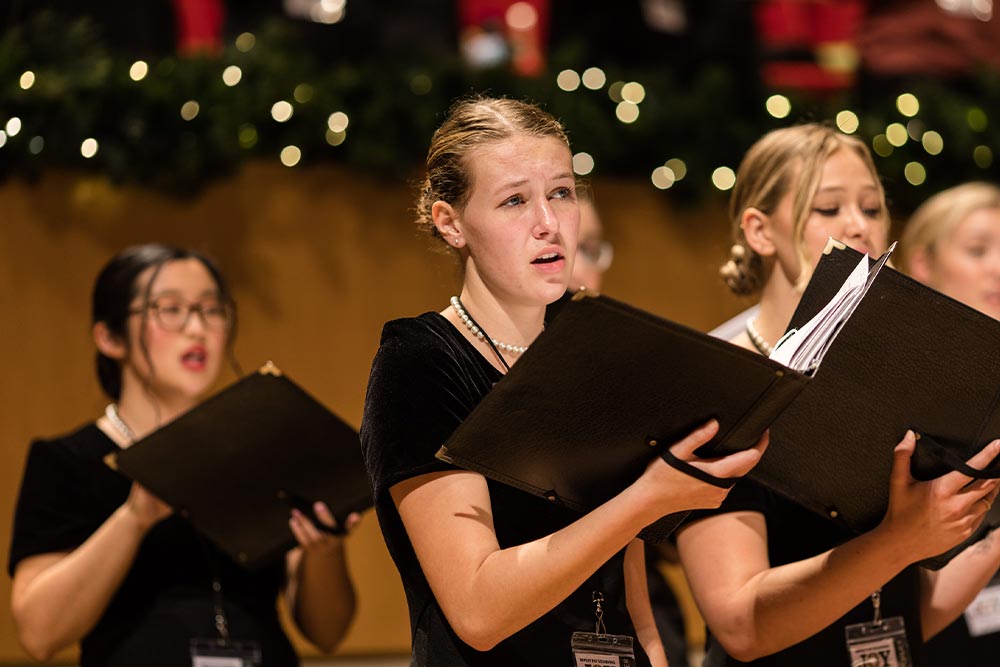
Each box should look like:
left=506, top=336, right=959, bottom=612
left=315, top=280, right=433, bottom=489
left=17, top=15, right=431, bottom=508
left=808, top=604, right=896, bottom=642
left=173, top=0, right=226, bottom=56
left=754, top=0, right=865, bottom=93
left=458, top=0, right=550, bottom=77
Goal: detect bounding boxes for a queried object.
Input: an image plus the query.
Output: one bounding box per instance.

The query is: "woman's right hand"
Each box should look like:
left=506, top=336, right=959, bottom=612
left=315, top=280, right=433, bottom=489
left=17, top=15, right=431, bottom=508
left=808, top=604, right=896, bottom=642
left=123, top=482, right=172, bottom=532
left=632, top=420, right=768, bottom=520
left=879, top=430, right=1000, bottom=561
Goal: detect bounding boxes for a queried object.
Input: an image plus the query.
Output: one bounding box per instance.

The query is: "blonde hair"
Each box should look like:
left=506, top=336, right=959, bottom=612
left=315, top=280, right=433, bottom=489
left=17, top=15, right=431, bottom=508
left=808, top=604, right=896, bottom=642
left=899, top=182, right=1000, bottom=274
left=720, top=123, right=888, bottom=295
left=415, top=95, right=570, bottom=249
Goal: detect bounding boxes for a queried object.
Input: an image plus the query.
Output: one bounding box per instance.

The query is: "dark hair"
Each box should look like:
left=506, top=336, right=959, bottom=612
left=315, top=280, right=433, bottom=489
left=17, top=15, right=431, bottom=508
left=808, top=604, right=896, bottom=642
left=92, top=244, right=238, bottom=400
left=415, top=95, right=571, bottom=248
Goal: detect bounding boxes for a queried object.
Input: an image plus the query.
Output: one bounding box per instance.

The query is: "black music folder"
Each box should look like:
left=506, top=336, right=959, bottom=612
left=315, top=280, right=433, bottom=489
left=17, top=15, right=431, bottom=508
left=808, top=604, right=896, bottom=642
left=435, top=291, right=810, bottom=542
left=754, top=240, right=1000, bottom=567
left=105, top=363, right=372, bottom=570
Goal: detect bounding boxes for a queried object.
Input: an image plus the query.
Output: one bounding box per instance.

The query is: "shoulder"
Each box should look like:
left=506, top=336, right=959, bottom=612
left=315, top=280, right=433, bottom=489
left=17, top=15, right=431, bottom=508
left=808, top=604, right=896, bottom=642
left=369, top=313, right=472, bottom=383
left=378, top=313, right=461, bottom=358
left=26, top=423, right=114, bottom=469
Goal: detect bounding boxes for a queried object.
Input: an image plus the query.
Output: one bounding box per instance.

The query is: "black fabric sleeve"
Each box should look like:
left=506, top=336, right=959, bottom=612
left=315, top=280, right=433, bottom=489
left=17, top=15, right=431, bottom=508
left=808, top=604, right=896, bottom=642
left=361, top=319, right=478, bottom=500
left=8, top=439, right=97, bottom=576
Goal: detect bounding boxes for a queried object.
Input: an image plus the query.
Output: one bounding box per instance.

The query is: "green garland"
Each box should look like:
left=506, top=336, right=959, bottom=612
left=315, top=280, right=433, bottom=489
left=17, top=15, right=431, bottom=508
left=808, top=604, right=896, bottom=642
left=2, top=12, right=999, bottom=213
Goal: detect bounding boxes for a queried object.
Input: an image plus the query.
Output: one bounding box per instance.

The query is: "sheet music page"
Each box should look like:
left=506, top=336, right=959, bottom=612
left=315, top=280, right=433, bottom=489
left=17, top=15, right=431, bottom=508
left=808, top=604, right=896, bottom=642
left=770, top=241, right=896, bottom=372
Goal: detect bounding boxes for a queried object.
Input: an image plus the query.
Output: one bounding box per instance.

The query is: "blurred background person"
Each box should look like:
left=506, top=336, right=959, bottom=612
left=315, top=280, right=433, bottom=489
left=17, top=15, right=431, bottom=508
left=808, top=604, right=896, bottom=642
left=901, top=182, right=1000, bottom=322
left=900, top=181, right=1000, bottom=666
left=8, top=244, right=357, bottom=666
left=567, top=184, right=614, bottom=293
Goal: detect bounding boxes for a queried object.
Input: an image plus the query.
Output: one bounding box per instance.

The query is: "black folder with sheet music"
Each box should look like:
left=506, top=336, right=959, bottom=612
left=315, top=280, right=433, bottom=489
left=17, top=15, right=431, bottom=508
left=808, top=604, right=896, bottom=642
left=754, top=242, right=1000, bottom=567
left=435, top=291, right=811, bottom=543
left=105, top=363, right=372, bottom=570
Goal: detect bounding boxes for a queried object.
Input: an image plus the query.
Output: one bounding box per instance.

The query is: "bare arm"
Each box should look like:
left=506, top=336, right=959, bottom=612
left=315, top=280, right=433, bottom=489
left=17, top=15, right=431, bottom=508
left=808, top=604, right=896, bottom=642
left=392, top=421, right=766, bottom=651
left=921, top=525, right=1000, bottom=639
left=676, top=432, right=1000, bottom=662
left=624, top=540, right=668, bottom=667
left=10, top=484, right=170, bottom=661
left=284, top=504, right=358, bottom=653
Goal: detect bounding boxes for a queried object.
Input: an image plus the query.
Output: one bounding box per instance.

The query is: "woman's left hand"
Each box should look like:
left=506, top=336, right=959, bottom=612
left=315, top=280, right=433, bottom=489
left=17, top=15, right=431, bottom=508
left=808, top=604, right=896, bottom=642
left=289, top=502, right=361, bottom=553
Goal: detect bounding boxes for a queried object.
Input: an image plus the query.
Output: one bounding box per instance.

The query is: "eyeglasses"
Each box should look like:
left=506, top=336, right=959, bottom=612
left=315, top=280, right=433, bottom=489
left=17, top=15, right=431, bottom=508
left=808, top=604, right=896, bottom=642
left=131, top=298, right=232, bottom=332
left=577, top=239, right=614, bottom=273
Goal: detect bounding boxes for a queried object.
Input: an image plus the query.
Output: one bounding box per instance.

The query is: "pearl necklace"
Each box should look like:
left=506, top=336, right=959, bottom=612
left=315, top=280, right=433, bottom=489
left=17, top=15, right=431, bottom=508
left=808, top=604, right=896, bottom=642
left=104, top=403, right=137, bottom=444
left=450, top=296, right=534, bottom=355
left=745, top=317, right=773, bottom=357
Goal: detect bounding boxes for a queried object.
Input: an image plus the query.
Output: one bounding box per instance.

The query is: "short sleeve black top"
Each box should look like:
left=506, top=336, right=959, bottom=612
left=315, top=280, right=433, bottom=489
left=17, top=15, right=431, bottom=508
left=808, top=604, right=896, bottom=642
left=684, top=479, right=924, bottom=667
left=8, top=424, right=298, bottom=667
left=361, top=313, right=651, bottom=666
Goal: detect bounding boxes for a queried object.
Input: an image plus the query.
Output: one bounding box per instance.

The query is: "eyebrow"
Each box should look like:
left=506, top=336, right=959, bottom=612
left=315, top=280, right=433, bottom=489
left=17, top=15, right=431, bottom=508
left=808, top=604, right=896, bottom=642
left=815, top=184, right=880, bottom=194
left=149, top=288, right=222, bottom=299
left=493, top=172, right=576, bottom=196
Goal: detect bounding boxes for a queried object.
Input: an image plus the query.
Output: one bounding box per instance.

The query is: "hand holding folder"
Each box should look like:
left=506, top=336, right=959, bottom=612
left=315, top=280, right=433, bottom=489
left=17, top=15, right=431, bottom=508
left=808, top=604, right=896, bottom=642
left=435, top=291, right=808, bottom=542
left=105, top=363, right=373, bottom=570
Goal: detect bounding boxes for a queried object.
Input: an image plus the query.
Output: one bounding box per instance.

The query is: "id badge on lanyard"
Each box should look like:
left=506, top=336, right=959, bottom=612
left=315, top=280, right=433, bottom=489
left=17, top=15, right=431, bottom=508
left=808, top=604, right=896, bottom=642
left=189, top=575, right=262, bottom=667
left=190, top=639, right=262, bottom=667
left=570, top=591, right=637, bottom=667
left=844, top=588, right=912, bottom=667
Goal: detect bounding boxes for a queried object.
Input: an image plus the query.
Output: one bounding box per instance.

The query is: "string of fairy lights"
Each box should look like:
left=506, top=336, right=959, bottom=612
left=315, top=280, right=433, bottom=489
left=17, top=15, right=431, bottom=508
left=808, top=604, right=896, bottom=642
left=551, top=62, right=995, bottom=196
left=1, top=12, right=998, bottom=212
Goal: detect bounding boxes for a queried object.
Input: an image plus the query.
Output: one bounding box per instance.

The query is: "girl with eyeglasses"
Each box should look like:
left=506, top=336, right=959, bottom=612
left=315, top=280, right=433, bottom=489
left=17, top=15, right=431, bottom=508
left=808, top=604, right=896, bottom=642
left=8, top=244, right=356, bottom=666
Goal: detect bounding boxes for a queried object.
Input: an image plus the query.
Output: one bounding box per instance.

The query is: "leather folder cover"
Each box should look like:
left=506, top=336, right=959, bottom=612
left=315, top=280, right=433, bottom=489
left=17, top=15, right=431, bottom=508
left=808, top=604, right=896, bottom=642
left=754, top=244, right=1000, bottom=567
left=106, top=363, right=372, bottom=570
left=436, top=292, right=809, bottom=542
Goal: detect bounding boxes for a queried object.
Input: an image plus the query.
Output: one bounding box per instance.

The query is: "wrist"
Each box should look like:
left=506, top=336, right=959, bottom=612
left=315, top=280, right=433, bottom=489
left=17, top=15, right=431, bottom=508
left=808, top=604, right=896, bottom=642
left=868, top=519, right=925, bottom=568
left=620, top=477, right=674, bottom=532
left=116, top=503, right=157, bottom=536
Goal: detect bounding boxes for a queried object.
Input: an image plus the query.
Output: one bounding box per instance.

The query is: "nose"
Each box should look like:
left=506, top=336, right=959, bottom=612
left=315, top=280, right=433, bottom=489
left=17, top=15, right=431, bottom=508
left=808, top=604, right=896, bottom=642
left=533, top=198, right=560, bottom=238
left=843, top=205, right=871, bottom=242
left=182, top=306, right=208, bottom=335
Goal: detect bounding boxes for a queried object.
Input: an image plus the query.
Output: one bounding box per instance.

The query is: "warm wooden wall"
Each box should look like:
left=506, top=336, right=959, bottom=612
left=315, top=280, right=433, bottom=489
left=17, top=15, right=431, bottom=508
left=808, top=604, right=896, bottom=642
left=0, top=162, right=748, bottom=662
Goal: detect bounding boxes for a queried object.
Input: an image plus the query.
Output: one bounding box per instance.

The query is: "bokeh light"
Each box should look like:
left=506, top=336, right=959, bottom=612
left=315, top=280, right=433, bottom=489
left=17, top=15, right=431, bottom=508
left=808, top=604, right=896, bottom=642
left=712, top=167, right=736, bottom=191
left=581, top=67, right=606, bottom=90
left=271, top=101, right=294, bottom=123
left=896, top=93, right=919, bottom=117
left=904, top=162, right=926, bottom=185
left=651, top=166, right=676, bottom=190
left=836, top=110, right=859, bottom=134
left=765, top=95, right=791, bottom=119
left=572, top=152, right=594, bottom=175
left=180, top=101, right=200, bottom=121
left=615, top=102, right=639, bottom=123
left=222, top=66, right=242, bottom=87
left=921, top=131, right=943, bottom=155
left=280, top=145, right=302, bottom=167
left=129, top=61, right=149, bottom=81
left=80, top=138, right=99, bottom=158
left=557, top=69, right=581, bottom=92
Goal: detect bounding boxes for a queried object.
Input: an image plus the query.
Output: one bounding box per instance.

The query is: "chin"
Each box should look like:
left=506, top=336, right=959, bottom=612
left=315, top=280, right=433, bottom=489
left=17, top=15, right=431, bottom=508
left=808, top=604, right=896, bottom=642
left=538, top=282, right=571, bottom=304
